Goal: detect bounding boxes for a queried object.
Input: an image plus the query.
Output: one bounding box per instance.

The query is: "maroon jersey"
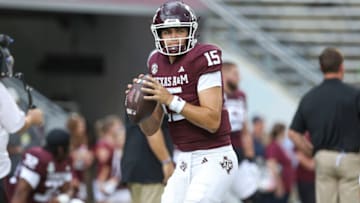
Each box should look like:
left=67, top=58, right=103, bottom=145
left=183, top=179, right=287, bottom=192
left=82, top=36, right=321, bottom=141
left=71, top=144, right=90, bottom=183
left=266, top=141, right=295, bottom=193
left=148, top=43, right=231, bottom=151
left=224, top=90, right=247, bottom=148
left=7, top=147, right=72, bottom=203
left=94, top=140, right=120, bottom=180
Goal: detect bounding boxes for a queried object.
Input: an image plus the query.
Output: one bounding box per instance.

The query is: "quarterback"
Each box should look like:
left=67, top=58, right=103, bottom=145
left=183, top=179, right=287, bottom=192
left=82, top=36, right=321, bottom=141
left=134, top=1, right=238, bottom=202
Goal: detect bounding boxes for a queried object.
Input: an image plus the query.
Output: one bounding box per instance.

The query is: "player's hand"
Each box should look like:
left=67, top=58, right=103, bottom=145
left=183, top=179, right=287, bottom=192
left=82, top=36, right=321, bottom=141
left=141, top=75, right=173, bottom=106
left=27, top=108, right=43, bottom=126
left=162, top=161, right=175, bottom=184
left=125, top=74, right=145, bottom=95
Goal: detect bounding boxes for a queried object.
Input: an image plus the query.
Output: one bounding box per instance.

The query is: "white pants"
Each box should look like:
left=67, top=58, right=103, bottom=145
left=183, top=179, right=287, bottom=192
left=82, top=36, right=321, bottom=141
left=161, top=145, right=238, bottom=203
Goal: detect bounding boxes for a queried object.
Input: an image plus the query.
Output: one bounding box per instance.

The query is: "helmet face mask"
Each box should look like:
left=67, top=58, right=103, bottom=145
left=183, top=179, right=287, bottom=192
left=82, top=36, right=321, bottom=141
left=151, top=2, right=198, bottom=56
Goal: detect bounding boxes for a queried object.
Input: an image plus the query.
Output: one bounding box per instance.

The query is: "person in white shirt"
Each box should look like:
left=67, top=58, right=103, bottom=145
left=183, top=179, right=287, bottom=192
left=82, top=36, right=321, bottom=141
left=0, top=81, right=43, bottom=179
left=0, top=34, right=44, bottom=179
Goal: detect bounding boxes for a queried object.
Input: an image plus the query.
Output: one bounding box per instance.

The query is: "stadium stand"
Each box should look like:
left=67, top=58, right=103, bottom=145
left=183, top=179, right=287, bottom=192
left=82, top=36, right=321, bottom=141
left=202, top=0, right=360, bottom=97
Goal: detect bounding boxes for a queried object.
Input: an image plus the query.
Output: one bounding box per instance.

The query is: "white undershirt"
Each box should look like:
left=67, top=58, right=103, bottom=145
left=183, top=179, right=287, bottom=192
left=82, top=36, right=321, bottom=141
left=197, top=71, right=222, bottom=92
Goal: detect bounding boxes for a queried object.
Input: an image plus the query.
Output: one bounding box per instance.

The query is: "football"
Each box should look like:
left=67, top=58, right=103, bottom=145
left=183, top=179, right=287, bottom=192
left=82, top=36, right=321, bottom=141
left=125, top=77, right=157, bottom=123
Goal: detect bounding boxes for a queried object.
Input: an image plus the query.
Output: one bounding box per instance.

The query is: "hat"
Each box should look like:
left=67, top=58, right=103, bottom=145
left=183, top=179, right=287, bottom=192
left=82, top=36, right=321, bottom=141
left=46, top=129, right=70, bottom=148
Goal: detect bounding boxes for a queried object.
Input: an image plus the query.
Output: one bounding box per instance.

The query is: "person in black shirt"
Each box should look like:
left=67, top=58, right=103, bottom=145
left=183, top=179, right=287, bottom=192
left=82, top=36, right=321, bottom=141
left=289, top=48, right=360, bottom=203
left=121, top=115, right=174, bottom=203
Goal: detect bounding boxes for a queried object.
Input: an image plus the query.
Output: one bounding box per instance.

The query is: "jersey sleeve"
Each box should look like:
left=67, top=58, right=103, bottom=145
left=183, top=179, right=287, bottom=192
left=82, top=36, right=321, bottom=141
left=197, top=46, right=223, bottom=76
left=19, top=150, right=46, bottom=189
left=197, top=71, right=222, bottom=92
left=0, top=82, right=25, bottom=134
left=195, top=45, right=223, bottom=92
left=290, top=100, right=307, bottom=134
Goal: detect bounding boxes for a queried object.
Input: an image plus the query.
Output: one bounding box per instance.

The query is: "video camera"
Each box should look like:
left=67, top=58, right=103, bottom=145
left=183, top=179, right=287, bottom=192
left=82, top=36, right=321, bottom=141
left=0, top=34, right=14, bottom=78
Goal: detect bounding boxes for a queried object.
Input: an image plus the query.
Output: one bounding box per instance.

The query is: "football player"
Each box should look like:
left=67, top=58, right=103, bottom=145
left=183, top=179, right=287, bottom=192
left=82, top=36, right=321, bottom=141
left=222, top=62, right=259, bottom=203
left=128, top=1, right=238, bottom=202
left=8, top=129, right=82, bottom=203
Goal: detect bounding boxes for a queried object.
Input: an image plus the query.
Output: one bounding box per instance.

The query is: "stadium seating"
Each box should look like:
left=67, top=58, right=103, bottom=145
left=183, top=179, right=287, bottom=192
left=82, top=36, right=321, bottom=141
left=204, top=0, right=360, bottom=96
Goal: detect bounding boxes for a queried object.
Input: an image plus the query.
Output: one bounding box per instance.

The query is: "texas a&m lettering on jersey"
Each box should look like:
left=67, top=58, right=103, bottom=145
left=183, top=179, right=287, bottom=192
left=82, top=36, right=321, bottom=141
left=153, top=73, right=189, bottom=91
left=147, top=43, right=231, bottom=151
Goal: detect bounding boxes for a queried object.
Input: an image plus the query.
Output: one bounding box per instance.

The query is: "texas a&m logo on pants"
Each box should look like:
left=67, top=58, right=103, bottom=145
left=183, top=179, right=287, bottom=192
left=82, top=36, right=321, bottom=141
left=220, top=156, right=233, bottom=174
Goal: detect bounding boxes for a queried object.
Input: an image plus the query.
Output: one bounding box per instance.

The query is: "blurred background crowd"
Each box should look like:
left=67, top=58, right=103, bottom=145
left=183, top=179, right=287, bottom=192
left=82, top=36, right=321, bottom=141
left=3, top=103, right=316, bottom=203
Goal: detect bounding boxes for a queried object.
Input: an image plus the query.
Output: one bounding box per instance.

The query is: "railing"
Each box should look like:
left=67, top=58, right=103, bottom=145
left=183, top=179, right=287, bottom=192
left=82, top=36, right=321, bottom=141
left=201, top=0, right=322, bottom=86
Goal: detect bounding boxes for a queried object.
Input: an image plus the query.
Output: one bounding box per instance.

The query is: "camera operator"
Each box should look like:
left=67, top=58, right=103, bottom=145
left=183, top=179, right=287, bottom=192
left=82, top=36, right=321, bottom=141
left=0, top=34, right=43, bottom=180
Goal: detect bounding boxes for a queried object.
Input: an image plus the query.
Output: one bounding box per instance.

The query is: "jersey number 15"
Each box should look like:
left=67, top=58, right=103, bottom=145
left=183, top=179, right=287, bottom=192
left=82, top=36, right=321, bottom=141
left=204, top=50, right=220, bottom=66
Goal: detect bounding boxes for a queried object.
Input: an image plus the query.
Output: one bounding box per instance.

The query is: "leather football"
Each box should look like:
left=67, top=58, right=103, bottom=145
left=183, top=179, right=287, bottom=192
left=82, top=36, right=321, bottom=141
left=125, top=77, right=157, bottom=123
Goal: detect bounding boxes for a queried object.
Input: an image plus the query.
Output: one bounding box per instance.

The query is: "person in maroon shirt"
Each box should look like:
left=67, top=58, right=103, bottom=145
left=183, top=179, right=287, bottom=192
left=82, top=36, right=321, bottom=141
left=94, top=115, right=130, bottom=203
left=67, top=113, right=93, bottom=201
left=222, top=62, right=258, bottom=202
left=7, top=129, right=79, bottom=203
left=222, top=62, right=254, bottom=160
left=265, top=123, right=295, bottom=203
left=126, top=1, right=237, bottom=202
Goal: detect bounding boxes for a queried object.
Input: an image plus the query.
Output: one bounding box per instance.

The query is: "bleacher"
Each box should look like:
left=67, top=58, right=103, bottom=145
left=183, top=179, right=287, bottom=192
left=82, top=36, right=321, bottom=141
left=203, top=0, right=360, bottom=97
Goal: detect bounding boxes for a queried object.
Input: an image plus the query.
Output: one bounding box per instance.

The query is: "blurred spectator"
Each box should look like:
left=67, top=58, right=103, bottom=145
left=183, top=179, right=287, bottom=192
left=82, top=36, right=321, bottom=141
left=0, top=36, right=43, bottom=203
left=107, top=124, right=131, bottom=203
left=289, top=48, right=360, bottom=203
left=222, top=61, right=258, bottom=203
left=222, top=62, right=254, bottom=161
left=7, top=129, right=82, bottom=203
left=265, top=123, right=295, bottom=203
left=295, top=133, right=315, bottom=203
left=251, top=116, right=266, bottom=159
left=67, top=113, right=94, bottom=201
left=121, top=115, right=174, bottom=203
left=93, top=115, right=130, bottom=203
